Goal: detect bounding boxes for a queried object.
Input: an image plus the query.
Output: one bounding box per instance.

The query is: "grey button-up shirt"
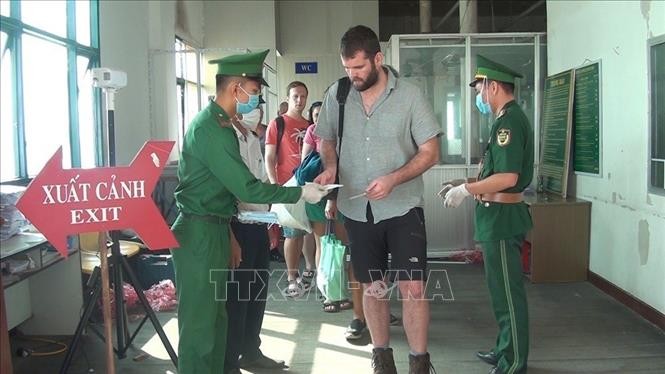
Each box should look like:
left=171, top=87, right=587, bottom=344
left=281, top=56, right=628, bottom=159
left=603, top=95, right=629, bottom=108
left=315, top=67, right=441, bottom=223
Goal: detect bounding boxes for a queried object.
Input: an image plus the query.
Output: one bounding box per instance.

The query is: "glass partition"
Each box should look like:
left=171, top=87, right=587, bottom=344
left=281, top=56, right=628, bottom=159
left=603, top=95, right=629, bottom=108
left=390, top=33, right=546, bottom=166
left=399, top=38, right=467, bottom=164
left=470, top=37, right=536, bottom=163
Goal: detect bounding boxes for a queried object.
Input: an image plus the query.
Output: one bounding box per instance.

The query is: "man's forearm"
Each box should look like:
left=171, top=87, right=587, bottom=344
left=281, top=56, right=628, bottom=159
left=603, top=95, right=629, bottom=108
left=388, top=138, right=439, bottom=186
left=266, top=166, right=278, bottom=184
left=265, top=158, right=278, bottom=184
left=320, top=139, right=338, bottom=171
left=264, top=146, right=278, bottom=184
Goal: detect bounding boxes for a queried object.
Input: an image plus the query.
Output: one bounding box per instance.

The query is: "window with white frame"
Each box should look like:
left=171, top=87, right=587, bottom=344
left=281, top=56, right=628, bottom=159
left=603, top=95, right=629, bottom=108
left=0, top=0, right=101, bottom=182
left=175, top=37, right=206, bottom=147
left=649, top=35, right=665, bottom=192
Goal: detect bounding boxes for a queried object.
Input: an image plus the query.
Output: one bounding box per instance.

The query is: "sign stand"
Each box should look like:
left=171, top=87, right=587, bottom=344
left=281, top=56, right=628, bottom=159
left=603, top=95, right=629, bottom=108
left=98, top=231, right=115, bottom=374
left=59, top=88, right=178, bottom=373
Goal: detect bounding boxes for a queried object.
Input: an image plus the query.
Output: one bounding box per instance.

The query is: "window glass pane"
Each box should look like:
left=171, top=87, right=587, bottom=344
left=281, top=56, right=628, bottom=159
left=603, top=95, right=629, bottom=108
left=400, top=44, right=466, bottom=164
left=76, top=0, right=91, bottom=46
left=185, top=50, right=198, bottom=81
left=22, top=34, right=70, bottom=174
left=1, top=32, right=17, bottom=181
left=21, top=1, right=67, bottom=37
left=651, top=41, right=664, bottom=160
left=77, top=56, right=96, bottom=168
left=202, top=87, right=210, bottom=110
left=175, top=40, right=183, bottom=78
left=177, top=83, right=184, bottom=148
left=652, top=161, right=664, bottom=189
left=1, top=0, right=10, bottom=17
left=651, top=40, right=665, bottom=190
left=470, top=42, right=535, bottom=164
left=400, top=37, right=466, bottom=48
left=185, top=81, right=199, bottom=127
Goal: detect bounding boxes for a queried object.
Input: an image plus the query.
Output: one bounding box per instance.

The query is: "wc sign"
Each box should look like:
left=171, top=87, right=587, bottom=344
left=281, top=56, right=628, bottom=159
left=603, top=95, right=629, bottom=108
left=295, top=62, right=318, bottom=74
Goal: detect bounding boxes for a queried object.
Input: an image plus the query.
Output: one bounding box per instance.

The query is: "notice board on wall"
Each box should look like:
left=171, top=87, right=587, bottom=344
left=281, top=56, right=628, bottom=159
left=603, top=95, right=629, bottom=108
left=573, top=61, right=601, bottom=175
left=540, top=69, right=575, bottom=197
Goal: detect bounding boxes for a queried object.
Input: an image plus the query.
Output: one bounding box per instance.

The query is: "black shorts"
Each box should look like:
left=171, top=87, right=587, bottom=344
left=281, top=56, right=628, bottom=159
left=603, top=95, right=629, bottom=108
left=344, top=204, right=427, bottom=283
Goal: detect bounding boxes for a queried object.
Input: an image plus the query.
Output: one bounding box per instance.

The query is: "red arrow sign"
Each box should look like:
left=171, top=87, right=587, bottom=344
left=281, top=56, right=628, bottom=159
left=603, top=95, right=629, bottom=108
left=15, top=141, right=179, bottom=257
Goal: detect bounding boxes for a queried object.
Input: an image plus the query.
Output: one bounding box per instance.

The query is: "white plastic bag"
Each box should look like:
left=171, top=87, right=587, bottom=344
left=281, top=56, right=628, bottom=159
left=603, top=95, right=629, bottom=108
left=270, top=176, right=312, bottom=232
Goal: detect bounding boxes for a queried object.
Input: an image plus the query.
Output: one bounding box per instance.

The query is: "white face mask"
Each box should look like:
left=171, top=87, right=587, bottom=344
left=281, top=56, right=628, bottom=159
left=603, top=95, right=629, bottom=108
left=239, top=108, right=261, bottom=131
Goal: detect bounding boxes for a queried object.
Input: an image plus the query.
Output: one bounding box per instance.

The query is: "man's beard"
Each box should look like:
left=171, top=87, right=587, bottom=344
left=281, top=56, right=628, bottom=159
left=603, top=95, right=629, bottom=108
left=353, top=62, right=380, bottom=92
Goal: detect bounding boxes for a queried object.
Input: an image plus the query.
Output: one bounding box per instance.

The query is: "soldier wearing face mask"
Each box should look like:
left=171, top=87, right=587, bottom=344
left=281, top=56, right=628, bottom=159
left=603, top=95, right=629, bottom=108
left=170, top=50, right=328, bottom=374
left=442, top=55, right=533, bottom=374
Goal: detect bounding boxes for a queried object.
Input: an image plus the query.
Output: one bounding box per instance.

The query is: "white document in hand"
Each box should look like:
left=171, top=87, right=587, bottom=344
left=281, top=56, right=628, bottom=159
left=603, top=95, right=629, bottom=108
left=305, top=182, right=343, bottom=191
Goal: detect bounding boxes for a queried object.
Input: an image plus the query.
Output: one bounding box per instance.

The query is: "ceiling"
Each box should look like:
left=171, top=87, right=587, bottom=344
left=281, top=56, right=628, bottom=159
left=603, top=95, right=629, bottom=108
left=379, top=0, right=547, bottom=40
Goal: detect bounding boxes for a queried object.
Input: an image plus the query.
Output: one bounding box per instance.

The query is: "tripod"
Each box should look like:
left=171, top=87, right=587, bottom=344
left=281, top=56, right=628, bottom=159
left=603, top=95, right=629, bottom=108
left=59, top=88, right=178, bottom=373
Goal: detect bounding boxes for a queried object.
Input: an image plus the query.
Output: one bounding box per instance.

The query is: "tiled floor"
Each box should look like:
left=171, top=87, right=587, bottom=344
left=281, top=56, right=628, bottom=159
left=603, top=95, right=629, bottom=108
left=9, top=263, right=665, bottom=373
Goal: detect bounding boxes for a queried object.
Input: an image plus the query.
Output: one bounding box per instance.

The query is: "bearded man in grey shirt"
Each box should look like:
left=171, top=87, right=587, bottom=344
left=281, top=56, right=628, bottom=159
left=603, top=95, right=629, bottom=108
left=315, top=25, right=442, bottom=374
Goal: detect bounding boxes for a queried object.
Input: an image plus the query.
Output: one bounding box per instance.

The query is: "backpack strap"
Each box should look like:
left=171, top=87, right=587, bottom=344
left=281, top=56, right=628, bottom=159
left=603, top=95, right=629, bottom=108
left=334, top=77, right=351, bottom=185
left=275, top=115, right=285, bottom=156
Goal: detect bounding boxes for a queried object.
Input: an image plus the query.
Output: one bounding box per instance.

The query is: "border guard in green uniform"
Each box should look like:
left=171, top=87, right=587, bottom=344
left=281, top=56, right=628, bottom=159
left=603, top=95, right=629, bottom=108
left=170, top=49, right=328, bottom=374
left=442, top=55, right=534, bottom=374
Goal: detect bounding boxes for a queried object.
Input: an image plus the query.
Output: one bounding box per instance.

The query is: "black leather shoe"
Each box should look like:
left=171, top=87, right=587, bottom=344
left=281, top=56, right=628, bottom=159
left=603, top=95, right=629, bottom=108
left=239, top=353, right=288, bottom=369
left=476, top=351, right=499, bottom=366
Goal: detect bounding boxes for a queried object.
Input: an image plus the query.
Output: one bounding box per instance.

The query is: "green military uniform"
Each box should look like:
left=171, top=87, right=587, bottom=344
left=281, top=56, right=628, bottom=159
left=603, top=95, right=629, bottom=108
left=472, top=55, right=534, bottom=374
left=170, top=50, right=301, bottom=374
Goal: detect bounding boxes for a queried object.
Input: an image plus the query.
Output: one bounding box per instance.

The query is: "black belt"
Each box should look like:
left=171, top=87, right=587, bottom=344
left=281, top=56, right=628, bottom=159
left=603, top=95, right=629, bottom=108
left=230, top=216, right=267, bottom=226
left=180, top=212, right=230, bottom=225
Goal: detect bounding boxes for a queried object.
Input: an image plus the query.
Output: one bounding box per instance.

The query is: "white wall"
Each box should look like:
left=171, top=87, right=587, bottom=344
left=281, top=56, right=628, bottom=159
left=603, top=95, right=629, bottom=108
left=547, top=0, right=665, bottom=313
left=276, top=0, right=379, bottom=104
left=148, top=1, right=178, bottom=152
left=176, top=0, right=204, bottom=47
left=100, top=0, right=378, bottom=161
left=198, top=0, right=378, bottom=114
left=202, top=0, right=278, bottom=88
left=276, top=54, right=346, bottom=103
left=99, top=1, right=151, bottom=165
left=100, top=1, right=203, bottom=164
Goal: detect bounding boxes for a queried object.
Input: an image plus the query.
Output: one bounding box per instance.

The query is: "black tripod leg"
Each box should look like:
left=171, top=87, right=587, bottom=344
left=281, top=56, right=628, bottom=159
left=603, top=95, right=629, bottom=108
left=59, top=267, right=102, bottom=374
left=120, top=256, right=178, bottom=367
left=126, top=314, right=150, bottom=347
left=110, top=237, right=127, bottom=359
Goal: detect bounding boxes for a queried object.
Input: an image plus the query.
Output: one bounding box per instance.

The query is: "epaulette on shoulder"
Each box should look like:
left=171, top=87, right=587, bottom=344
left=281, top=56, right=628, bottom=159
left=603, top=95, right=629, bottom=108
left=216, top=115, right=233, bottom=129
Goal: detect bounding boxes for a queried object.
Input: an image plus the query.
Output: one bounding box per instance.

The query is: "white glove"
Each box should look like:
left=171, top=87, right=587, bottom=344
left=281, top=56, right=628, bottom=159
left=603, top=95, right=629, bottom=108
left=301, top=183, right=328, bottom=204
left=444, top=184, right=471, bottom=208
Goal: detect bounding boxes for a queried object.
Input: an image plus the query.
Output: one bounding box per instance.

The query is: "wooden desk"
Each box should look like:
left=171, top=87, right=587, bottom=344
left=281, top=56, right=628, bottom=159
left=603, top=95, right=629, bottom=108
left=525, top=193, right=591, bottom=283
